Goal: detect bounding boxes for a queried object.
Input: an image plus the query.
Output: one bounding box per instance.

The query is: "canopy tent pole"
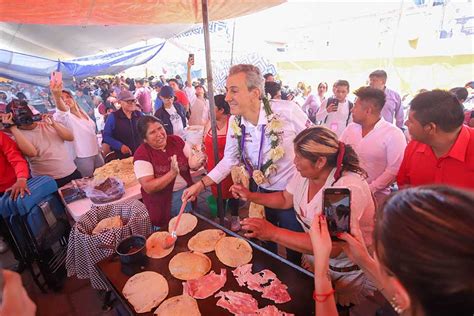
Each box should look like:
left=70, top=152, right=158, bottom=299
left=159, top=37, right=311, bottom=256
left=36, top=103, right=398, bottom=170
left=201, top=0, right=225, bottom=225
left=230, top=20, right=236, bottom=66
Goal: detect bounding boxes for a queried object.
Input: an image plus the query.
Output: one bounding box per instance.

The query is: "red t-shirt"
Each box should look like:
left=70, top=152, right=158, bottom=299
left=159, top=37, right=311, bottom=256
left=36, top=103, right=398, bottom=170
left=175, top=90, right=189, bottom=108
left=0, top=131, right=30, bottom=193
left=397, top=125, right=474, bottom=189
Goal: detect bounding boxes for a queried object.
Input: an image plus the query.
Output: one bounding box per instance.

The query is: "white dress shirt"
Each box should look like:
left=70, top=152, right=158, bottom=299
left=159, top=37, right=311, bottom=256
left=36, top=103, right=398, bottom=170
left=340, top=118, right=406, bottom=196
left=207, top=99, right=312, bottom=191
left=315, top=98, right=352, bottom=137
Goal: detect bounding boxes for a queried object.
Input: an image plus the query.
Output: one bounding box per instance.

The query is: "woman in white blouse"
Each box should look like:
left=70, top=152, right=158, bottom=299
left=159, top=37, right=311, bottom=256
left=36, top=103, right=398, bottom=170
left=232, top=126, right=377, bottom=315
left=51, top=82, right=104, bottom=177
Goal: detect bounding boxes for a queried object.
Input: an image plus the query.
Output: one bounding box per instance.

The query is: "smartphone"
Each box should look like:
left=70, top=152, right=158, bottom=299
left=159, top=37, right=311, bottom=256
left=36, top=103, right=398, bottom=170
left=188, top=53, right=194, bottom=65
left=50, top=71, right=63, bottom=86
left=327, top=97, right=339, bottom=110
left=323, top=188, right=351, bottom=240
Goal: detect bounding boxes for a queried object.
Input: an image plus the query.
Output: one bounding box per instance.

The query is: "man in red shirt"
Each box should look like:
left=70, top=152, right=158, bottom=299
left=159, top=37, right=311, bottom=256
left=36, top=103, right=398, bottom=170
left=397, top=90, right=474, bottom=189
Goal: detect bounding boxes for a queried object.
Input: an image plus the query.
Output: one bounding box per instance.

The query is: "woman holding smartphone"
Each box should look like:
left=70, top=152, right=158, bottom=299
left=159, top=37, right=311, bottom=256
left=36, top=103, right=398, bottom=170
left=310, top=186, right=474, bottom=316
left=231, top=126, right=377, bottom=315
left=50, top=80, right=104, bottom=177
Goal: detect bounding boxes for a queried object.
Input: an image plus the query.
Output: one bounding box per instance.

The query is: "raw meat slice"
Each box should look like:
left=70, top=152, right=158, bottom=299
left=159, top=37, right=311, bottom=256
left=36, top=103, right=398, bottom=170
left=262, top=280, right=291, bottom=304
left=232, top=264, right=253, bottom=286
left=215, top=291, right=259, bottom=315
left=232, top=265, right=291, bottom=304
left=183, top=269, right=227, bottom=299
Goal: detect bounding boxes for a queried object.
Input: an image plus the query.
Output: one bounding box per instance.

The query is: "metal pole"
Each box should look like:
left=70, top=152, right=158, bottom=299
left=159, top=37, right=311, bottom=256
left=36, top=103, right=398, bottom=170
left=202, top=0, right=225, bottom=225
left=230, top=20, right=236, bottom=66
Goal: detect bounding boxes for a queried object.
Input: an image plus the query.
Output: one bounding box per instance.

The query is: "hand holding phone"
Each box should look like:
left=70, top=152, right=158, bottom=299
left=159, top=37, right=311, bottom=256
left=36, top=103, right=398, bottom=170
left=188, top=53, right=194, bottom=66
left=50, top=71, right=63, bottom=89
left=323, top=188, right=351, bottom=241
left=327, top=98, right=339, bottom=112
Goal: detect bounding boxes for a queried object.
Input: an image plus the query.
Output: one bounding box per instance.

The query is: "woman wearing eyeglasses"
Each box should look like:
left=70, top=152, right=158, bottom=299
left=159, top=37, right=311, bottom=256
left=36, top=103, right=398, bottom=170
left=153, top=86, right=188, bottom=139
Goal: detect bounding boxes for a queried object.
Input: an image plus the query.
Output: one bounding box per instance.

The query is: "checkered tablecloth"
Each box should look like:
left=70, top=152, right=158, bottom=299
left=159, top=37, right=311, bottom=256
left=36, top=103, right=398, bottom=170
left=66, top=199, right=152, bottom=290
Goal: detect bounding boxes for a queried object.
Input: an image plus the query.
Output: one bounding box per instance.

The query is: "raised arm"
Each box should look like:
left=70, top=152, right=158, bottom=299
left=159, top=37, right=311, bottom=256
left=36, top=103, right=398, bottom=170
left=186, top=59, right=192, bottom=88
left=46, top=115, right=74, bottom=141
left=50, top=82, right=69, bottom=112
left=1, top=114, right=37, bottom=157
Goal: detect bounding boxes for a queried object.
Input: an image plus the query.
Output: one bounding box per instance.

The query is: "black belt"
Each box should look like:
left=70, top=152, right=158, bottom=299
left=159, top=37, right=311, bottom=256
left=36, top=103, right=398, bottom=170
left=329, top=264, right=361, bottom=273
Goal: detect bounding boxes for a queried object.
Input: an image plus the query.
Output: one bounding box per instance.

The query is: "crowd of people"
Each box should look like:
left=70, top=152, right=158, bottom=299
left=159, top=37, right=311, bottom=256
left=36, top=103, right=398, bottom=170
left=1, top=58, right=473, bottom=316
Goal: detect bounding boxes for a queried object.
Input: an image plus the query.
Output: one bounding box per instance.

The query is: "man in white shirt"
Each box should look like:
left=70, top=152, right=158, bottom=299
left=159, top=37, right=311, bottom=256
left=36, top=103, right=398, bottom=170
left=315, top=80, right=353, bottom=137
left=183, top=64, right=312, bottom=264
left=341, top=86, right=406, bottom=204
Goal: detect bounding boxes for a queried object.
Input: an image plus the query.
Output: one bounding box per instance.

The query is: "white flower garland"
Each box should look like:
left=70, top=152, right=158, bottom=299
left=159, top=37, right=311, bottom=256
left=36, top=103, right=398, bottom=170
left=232, top=97, right=284, bottom=185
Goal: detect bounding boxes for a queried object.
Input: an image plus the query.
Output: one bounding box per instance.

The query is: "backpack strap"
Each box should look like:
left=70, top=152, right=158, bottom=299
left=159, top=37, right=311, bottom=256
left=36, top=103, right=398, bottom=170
left=346, top=101, right=354, bottom=126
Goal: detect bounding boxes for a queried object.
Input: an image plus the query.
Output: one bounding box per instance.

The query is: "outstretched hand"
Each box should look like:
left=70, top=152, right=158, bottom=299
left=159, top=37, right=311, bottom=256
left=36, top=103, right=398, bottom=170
left=229, top=184, right=252, bottom=201
left=240, top=217, right=276, bottom=241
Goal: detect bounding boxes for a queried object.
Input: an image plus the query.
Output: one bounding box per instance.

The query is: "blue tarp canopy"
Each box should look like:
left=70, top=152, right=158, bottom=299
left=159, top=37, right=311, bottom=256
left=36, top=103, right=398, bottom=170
left=0, top=42, right=165, bottom=86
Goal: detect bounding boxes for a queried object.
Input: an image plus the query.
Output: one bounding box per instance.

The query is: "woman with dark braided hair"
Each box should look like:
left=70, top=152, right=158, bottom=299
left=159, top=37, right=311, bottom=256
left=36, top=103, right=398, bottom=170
left=232, top=126, right=378, bottom=315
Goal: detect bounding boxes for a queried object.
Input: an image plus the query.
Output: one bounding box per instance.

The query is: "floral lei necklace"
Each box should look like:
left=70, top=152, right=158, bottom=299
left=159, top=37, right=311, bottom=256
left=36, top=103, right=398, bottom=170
left=230, top=97, right=284, bottom=185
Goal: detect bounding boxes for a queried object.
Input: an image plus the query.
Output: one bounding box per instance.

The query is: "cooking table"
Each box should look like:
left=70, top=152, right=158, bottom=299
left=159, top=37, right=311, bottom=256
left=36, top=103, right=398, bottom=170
left=96, top=212, right=315, bottom=316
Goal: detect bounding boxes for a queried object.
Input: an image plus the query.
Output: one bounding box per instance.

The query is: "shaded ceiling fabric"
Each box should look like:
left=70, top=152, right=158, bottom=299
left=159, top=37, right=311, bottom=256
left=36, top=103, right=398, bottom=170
left=0, top=43, right=165, bottom=86
left=0, top=23, right=190, bottom=58
left=0, top=0, right=285, bottom=25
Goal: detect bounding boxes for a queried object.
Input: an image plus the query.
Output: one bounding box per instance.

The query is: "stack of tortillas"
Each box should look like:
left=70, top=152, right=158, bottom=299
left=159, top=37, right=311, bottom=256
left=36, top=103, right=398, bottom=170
left=168, top=213, right=198, bottom=236
left=169, top=251, right=211, bottom=280
left=249, top=202, right=265, bottom=219
left=230, top=165, right=250, bottom=188
left=146, top=232, right=174, bottom=258
left=188, top=229, right=226, bottom=253
left=92, top=216, right=122, bottom=235
left=122, top=271, right=169, bottom=313
left=215, top=237, right=253, bottom=268
left=93, top=157, right=137, bottom=188
left=154, top=294, right=201, bottom=316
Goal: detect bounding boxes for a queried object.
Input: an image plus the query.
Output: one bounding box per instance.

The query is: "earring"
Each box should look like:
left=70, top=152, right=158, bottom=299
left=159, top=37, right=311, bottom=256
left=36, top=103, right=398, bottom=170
left=390, top=295, right=404, bottom=314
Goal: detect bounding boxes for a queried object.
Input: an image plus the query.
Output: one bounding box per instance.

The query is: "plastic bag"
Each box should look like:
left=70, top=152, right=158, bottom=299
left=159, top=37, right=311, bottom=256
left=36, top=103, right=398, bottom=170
left=83, top=177, right=125, bottom=204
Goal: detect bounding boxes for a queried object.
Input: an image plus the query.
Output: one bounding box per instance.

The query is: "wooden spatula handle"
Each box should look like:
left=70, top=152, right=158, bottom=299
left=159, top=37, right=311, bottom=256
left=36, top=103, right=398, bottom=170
left=172, top=200, right=188, bottom=233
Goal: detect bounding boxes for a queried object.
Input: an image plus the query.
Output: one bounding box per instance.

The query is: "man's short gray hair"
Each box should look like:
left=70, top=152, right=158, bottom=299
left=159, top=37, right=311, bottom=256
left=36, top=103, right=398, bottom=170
left=228, top=64, right=265, bottom=97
